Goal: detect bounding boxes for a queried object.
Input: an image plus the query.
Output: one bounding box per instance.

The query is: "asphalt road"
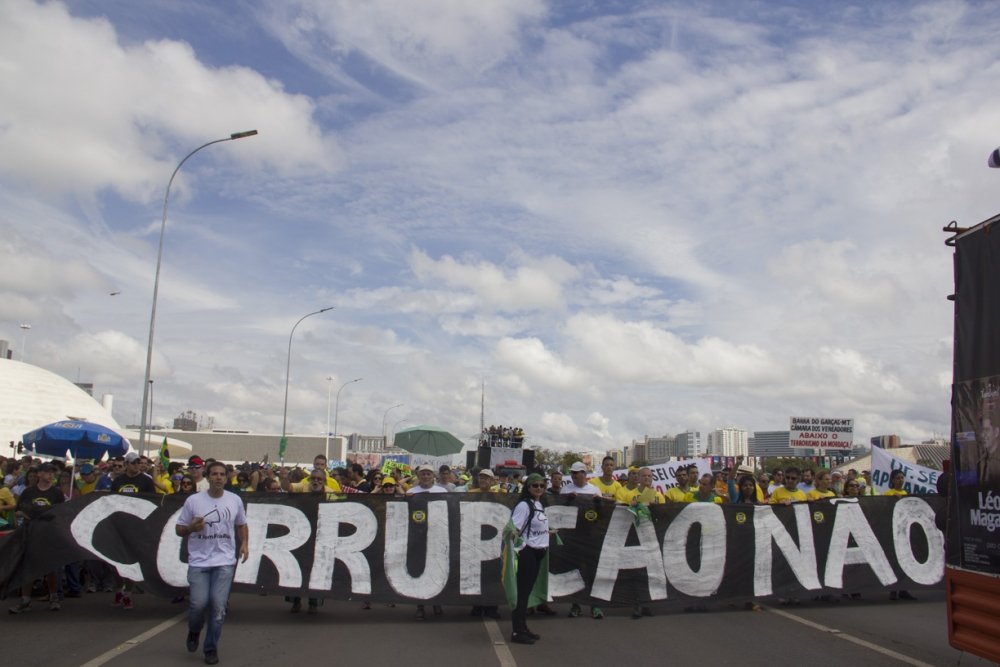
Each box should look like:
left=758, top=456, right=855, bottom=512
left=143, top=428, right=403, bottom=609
left=2, top=588, right=996, bottom=667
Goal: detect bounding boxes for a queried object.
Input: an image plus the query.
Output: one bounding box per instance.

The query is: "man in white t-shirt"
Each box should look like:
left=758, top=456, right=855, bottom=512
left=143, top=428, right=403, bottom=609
left=560, top=462, right=600, bottom=497
left=407, top=464, right=448, bottom=494
left=560, top=461, right=603, bottom=619
left=176, top=460, right=248, bottom=665
left=407, top=464, right=446, bottom=619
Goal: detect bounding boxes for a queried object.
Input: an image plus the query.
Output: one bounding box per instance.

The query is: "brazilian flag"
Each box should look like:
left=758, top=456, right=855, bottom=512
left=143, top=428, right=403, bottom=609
left=158, top=436, right=170, bottom=469
left=500, top=519, right=551, bottom=609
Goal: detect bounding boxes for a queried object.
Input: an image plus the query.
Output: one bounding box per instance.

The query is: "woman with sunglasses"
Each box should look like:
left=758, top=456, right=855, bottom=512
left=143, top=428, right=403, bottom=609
left=177, top=476, right=196, bottom=495
left=508, top=472, right=550, bottom=645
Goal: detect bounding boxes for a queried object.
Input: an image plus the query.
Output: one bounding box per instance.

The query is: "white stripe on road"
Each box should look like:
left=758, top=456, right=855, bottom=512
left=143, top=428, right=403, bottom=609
left=483, top=617, right=518, bottom=667
left=764, top=605, right=936, bottom=667
left=79, top=611, right=187, bottom=667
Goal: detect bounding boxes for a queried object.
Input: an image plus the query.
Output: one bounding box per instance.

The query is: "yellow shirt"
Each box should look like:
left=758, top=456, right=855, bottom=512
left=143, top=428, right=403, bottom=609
left=683, top=491, right=723, bottom=504
left=807, top=489, right=836, bottom=501
left=590, top=477, right=623, bottom=501
left=883, top=488, right=908, bottom=497
left=0, top=486, right=15, bottom=525
left=769, top=487, right=808, bottom=504
left=664, top=486, right=688, bottom=503
left=290, top=473, right=343, bottom=493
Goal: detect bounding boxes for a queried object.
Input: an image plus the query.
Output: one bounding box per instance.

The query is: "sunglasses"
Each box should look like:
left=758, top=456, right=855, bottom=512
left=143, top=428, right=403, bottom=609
left=530, top=483, right=546, bottom=489
left=181, top=481, right=194, bottom=486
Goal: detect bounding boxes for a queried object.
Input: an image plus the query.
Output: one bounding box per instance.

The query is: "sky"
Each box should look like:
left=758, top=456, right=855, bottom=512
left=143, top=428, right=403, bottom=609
left=2, top=0, right=999, bottom=455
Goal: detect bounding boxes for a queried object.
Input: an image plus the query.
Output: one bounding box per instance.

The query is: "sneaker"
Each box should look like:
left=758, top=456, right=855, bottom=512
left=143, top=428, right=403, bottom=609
left=8, top=600, right=30, bottom=614
left=111, top=591, right=124, bottom=607
left=591, top=606, right=604, bottom=620
left=186, top=631, right=200, bottom=653
left=510, top=632, right=535, bottom=645
left=86, top=584, right=97, bottom=594
left=204, top=650, right=219, bottom=665
left=122, top=596, right=134, bottom=611
left=362, top=601, right=371, bottom=610
left=523, top=629, right=541, bottom=640
left=49, top=600, right=61, bottom=611
left=415, top=606, right=426, bottom=621
left=568, top=603, right=581, bottom=618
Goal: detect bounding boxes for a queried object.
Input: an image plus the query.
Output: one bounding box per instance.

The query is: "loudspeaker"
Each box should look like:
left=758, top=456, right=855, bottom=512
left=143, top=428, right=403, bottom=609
left=522, top=448, right=535, bottom=472
left=466, top=451, right=476, bottom=470
left=477, top=445, right=491, bottom=470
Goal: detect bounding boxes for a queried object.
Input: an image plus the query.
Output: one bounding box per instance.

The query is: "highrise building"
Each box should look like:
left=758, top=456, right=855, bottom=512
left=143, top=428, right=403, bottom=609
left=707, top=427, right=748, bottom=457
left=675, top=430, right=703, bottom=457
left=749, top=430, right=793, bottom=458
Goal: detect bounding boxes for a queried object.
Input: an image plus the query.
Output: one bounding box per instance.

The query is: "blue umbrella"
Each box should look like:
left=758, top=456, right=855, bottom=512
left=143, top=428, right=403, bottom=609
left=23, top=420, right=130, bottom=461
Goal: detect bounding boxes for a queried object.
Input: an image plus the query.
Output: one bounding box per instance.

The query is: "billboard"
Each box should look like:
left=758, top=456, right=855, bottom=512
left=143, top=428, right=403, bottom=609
left=789, top=417, right=853, bottom=451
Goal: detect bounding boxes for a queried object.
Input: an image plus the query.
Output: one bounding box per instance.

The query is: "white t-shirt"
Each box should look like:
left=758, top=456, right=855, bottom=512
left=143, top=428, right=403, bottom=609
left=407, top=484, right=448, bottom=494
left=178, top=490, right=247, bottom=567
left=560, top=481, right=600, bottom=496
left=511, top=499, right=549, bottom=550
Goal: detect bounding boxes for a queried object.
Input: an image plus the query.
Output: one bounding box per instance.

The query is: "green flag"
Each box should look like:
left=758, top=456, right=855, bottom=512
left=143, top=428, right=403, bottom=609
left=279, top=436, right=287, bottom=459
left=158, top=436, right=170, bottom=469
left=501, top=519, right=550, bottom=609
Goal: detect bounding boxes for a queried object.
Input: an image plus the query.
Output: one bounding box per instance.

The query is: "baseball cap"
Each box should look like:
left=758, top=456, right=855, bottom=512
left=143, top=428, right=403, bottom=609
left=478, top=468, right=496, bottom=478
left=188, top=456, right=205, bottom=468
left=416, top=464, right=435, bottom=473
left=124, top=452, right=140, bottom=463
left=79, top=463, right=95, bottom=475
left=382, top=477, right=397, bottom=486
left=569, top=462, right=588, bottom=473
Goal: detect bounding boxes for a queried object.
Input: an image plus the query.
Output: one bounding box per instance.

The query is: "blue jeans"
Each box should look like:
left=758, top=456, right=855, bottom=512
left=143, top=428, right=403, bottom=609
left=187, top=564, right=235, bottom=654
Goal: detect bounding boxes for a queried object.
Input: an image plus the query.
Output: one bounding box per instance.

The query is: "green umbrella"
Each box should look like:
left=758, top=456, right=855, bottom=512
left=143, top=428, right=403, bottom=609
left=393, top=425, right=466, bottom=456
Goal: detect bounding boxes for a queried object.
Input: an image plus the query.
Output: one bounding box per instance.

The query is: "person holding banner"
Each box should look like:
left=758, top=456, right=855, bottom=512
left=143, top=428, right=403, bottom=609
left=507, top=472, right=550, bottom=645
left=807, top=470, right=837, bottom=500
left=883, top=469, right=908, bottom=497
left=769, top=468, right=807, bottom=505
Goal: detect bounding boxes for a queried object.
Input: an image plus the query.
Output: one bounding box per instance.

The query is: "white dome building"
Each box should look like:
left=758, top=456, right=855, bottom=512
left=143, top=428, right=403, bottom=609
left=0, top=358, right=127, bottom=453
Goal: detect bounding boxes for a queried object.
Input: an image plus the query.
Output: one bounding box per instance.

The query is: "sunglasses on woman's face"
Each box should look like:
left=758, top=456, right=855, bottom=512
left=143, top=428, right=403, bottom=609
left=530, top=483, right=546, bottom=489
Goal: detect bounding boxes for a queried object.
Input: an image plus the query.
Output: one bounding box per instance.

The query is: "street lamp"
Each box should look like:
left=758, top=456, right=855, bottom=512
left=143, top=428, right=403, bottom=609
left=391, top=417, right=409, bottom=445
left=382, top=403, right=403, bottom=448
left=280, top=307, right=334, bottom=463
left=334, top=377, right=362, bottom=437
left=138, top=130, right=258, bottom=456
left=18, top=323, right=30, bottom=362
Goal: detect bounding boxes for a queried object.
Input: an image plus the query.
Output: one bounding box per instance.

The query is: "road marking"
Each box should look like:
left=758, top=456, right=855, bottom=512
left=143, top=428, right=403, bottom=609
left=79, top=611, right=187, bottom=667
left=764, top=605, right=935, bottom=667
left=482, top=617, right=518, bottom=667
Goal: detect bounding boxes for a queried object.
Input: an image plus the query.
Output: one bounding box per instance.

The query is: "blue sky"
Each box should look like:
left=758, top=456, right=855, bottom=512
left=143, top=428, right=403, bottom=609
left=2, top=0, right=999, bottom=453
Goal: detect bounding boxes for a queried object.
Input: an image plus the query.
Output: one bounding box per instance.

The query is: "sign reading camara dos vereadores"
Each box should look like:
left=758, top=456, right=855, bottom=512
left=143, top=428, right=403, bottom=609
left=789, top=417, right=853, bottom=451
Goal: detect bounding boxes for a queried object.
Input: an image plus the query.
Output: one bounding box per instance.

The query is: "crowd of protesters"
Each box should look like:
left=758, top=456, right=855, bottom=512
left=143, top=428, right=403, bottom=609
left=480, top=425, right=525, bottom=447
left=1, top=450, right=929, bottom=629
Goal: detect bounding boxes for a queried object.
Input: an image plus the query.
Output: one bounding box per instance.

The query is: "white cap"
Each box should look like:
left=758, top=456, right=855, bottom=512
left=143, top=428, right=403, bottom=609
left=569, top=461, right=588, bottom=473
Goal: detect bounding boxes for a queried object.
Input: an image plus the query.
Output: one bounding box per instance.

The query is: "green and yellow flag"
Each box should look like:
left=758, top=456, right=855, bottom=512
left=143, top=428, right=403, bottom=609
left=158, top=436, right=170, bottom=469
left=500, top=519, right=552, bottom=609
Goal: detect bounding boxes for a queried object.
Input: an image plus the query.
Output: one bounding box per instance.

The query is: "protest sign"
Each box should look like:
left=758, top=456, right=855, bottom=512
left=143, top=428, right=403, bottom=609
left=0, top=493, right=944, bottom=607
left=870, top=446, right=940, bottom=495
left=790, top=417, right=854, bottom=451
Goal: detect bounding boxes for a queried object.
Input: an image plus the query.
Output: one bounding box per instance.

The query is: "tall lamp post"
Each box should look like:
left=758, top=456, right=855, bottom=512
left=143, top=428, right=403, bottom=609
left=280, top=307, right=334, bottom=464
left=138, top=130, right=258, bottom=456
left=326, top=376, right=362, bottom=461
left=382, top=403, right=403, bottom=448
left=391, top=417, right=409, bottom=446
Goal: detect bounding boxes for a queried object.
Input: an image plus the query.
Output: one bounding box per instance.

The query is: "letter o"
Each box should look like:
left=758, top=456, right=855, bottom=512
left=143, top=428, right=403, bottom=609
left=892, top=498, right=943, bottom=586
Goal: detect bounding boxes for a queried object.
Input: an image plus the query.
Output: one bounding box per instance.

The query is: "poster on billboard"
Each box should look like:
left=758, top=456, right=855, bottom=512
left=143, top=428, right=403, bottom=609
left=789, top=417, right=853, bottom=451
